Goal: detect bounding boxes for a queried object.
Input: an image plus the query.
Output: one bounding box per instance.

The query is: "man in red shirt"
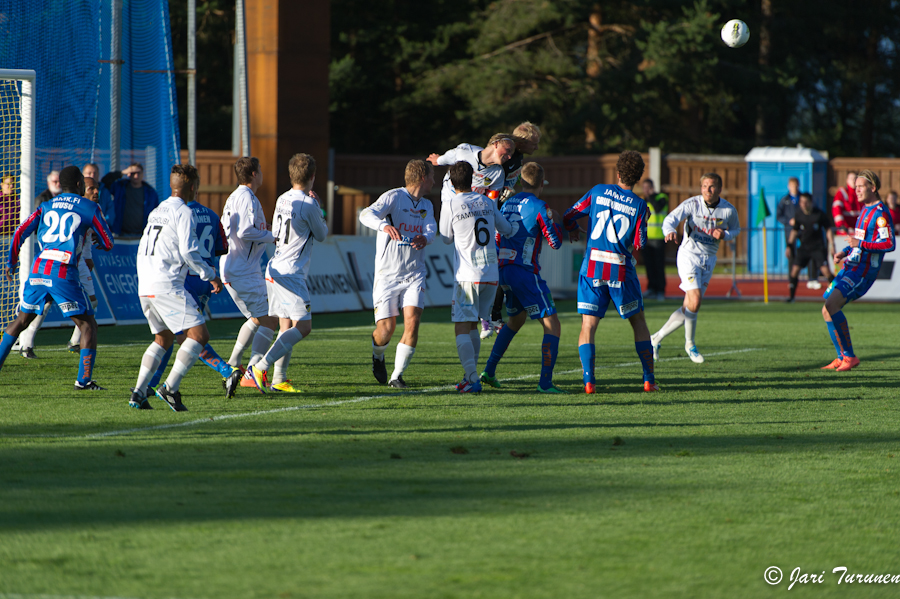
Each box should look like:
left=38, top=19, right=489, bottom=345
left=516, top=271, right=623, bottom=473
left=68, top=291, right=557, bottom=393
left=832, top=171, right=861, bottom=233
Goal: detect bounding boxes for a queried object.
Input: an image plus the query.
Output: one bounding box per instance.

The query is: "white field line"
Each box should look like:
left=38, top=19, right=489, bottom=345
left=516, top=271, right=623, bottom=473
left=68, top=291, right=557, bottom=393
left=0, top=595, right=164, bottom=599
left=70, top=348, right=760, bottom=440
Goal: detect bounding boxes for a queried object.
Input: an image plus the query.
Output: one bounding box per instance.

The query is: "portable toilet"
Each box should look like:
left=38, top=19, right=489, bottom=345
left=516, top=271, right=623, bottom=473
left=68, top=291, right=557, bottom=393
left=745, top=147, right=828, bottom=274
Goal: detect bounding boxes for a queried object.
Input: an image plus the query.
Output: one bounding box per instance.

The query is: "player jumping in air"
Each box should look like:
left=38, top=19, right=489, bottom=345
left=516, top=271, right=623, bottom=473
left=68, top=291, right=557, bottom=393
left=821, top=169, right=895, bottom=371
left=563, top=151, right=658, bottom=394
left=0, top=166, right=114, bottom=389
left=129, top=165, right=224, bottom=411
left=359, top=159, right=436, bottom=389
left=440, top=162, right=518, bottom=393
left=650, top=173, right=740, bottom=363
left=247, top=153, right=329, bottom=393
left=480, top=162, right=564, bottom=393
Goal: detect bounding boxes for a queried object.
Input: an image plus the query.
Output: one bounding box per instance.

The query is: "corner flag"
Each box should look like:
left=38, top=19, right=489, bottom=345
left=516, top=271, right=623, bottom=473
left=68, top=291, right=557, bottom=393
left=755, top=187, right=771, bottom=226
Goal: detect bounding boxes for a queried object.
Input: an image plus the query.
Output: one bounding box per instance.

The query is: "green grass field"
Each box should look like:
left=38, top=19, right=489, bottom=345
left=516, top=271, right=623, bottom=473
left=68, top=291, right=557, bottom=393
left=2, top=299, right=899, bottom=599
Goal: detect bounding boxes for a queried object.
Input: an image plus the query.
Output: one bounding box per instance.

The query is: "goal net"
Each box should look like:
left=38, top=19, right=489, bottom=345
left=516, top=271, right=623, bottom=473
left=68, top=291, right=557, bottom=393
left=0, top=70, right=35, bottom=330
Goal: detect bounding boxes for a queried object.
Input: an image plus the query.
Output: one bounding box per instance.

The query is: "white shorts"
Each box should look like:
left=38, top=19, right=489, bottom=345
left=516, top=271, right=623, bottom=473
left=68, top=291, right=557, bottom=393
left=266, top=275, right=311, bottom=321
left=140, top=292, right=205, bottom=335
left=451, top=281, right=498, bottom=323
left=373, top=272, right=426, bottom=322
left=78, top=260, right=96, bottom=297
left=224, top=273, right=269, bottom=319
left=676, top=250, right=715, bottom=294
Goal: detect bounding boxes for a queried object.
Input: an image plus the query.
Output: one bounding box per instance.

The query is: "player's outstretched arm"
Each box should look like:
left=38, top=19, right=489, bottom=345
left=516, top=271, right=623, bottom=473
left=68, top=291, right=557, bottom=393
left=439, top=204, right=454, bottom=244
left=89, top=205, right=114, bottom=251
left=8, top=208, right=43, bottom=268
left=661, top=202, right=688, bottom=243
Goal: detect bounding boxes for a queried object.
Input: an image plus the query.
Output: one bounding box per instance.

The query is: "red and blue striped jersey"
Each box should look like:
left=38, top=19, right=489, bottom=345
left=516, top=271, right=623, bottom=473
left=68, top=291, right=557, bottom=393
left=7, top=193, right=113, bottom=282
left=564, top=184, right=648, bottom=282
left=496, top=192, right=562, bottom=274
left=841, top=201, right=895, bottom=280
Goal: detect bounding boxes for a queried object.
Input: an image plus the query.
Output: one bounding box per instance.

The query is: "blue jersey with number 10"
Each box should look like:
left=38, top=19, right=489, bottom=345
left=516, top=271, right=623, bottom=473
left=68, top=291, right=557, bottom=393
left=8, top=192, right=113, bottom=281
left=564, top=184, right=648, bottom=283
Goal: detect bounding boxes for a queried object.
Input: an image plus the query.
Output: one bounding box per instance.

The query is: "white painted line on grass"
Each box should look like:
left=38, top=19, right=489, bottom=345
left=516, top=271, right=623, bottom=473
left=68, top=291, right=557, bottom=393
left=78, top=348, right=761, bottom=439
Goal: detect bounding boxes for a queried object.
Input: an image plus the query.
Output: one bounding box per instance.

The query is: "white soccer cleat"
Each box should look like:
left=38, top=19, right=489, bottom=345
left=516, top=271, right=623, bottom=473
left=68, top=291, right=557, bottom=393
left=479, top=319, right=494, bottom=340
left=686, top=345, right=705, bottom=364
left=651, top=334, right=661, bottom=362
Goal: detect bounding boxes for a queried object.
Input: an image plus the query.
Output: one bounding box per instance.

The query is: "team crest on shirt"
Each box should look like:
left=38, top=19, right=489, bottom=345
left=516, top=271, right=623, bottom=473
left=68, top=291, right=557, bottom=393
left=402, top=208, right=428, bottom=219
left=877, top=216, right=888, bottom=228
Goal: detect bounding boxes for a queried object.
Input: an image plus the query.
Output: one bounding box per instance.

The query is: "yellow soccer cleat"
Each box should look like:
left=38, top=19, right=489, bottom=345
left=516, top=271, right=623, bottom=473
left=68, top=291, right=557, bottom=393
left=271, top=380, right=302, bottom=393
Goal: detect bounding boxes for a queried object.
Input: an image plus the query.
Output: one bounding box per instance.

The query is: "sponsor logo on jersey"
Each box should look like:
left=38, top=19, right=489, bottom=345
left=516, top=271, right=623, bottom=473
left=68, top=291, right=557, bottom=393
left=591, top=279, right=621, bottom=288
left=877, top=216, right=888, bottom=228
left=619, top=300, right=639, bottom=315
left=59, top=301, right=80, bottom=313
left=29, top=278, right=52, bottom=287
left=39, top=249, right=72, bottom=264
left=841, top=276, right=855, bottom=286
left=878, top=226, right=890, bottom=239
left=21, top=301, right=41, bottom=310
left=525, top=304, right=540, bottom=315
left=577, top=302, right=599, bottom=311
left=398, top=222, right=423, bottom=234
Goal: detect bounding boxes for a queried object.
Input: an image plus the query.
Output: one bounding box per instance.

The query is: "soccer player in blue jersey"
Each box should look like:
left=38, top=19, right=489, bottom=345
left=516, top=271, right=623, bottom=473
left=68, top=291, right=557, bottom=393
left=563, top=151, right=658, bottom=394
left=821, top=169, right=895, bottom=371
left=481, top=162, right=564, bottom=393
left=0, top=166, right=114, bottom=389
left=145, top=165, right=243, bottom=398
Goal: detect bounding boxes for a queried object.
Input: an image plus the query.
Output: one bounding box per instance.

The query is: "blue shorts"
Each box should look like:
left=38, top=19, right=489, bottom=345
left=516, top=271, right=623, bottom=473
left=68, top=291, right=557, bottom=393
left=499, top=266, right=556, bottom=320
left=20, top=274, right=94, bottom=317
left=184, top=275, right=212, bottom=313
left=577, top=273, right=643, bottom=319
left=824, top=268, right=875, bottom=303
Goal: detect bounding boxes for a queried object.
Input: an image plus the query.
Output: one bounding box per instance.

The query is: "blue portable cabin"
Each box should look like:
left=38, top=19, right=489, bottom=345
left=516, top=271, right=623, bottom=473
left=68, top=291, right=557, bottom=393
left=745, top=147, right=828, bottom=274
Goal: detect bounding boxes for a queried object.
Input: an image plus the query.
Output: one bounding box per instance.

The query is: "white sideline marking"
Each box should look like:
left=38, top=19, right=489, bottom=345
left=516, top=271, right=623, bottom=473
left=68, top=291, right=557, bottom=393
left=78, top=348, right=761, bottom=439
left=0, top=595, right=161, bottom=599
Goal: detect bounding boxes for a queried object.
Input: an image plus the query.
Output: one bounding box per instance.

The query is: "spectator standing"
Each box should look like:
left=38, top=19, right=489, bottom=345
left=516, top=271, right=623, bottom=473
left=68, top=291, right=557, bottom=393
left=641, top=179, right=668, bottom=300
left=885, top=191, right=900, bottom=235
left=110, top=162, right=159, bottom=236
left=0, top=175, right=18, bottom=235
left=35, top=170, right=60, bottom=206
left=832, top=171, right=860, bottom=234
left=777, top=177, right=801, bottom=250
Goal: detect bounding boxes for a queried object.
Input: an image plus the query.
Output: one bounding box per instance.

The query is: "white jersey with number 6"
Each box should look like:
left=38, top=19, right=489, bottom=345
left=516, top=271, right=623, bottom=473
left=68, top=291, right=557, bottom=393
left=440, top=191, right=518, bottom=282
left=220, top=185, right=275, bottom=282
left=266, top=189, right=329, bottom=282
left=137, top=197, right=216, bottom=295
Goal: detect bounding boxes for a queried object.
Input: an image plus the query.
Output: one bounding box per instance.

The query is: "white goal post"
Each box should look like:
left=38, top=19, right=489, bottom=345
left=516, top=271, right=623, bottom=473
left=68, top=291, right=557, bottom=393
left=0, top=69, right=36, bottom=319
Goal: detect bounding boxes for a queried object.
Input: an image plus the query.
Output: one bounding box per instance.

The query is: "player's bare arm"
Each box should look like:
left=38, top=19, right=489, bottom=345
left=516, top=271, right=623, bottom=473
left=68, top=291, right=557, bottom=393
left=382, top=225, right=402, bottom=241
left=410, top=234, right=427, bottom=250
left=426, top=154, right=440, bottom=166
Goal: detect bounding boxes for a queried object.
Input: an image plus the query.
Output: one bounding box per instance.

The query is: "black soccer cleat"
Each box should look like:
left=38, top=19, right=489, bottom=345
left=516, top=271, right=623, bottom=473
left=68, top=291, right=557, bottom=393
left=224, top=367, right=242, bottom=399
left=128, top=388, right=153, bottom=410
left=372, top=355, right=388, bottom=384
left=388, top=376, right=408, bottom=389
left=155, top=384, right=188, bottom=412
left=20, top=347, right=37, bottom=359
left=74, top=380, right=106, bottom=391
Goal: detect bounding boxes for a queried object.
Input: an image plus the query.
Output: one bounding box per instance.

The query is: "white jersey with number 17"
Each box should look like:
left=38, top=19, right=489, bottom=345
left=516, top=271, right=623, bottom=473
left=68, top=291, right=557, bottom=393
left=266, top=189, right=329, bottom=283
left=440, top=191, right=518, bottom=282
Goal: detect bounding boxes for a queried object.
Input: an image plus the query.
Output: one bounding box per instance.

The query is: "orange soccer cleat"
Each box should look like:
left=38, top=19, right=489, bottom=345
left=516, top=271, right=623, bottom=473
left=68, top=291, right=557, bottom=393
left=584, top=382, right=596, bottom=394
left=835, top=356, right=860, bottom=372
left=643, top=381, right=660, bottom=392
left=821, top=358, right=843, bottom=370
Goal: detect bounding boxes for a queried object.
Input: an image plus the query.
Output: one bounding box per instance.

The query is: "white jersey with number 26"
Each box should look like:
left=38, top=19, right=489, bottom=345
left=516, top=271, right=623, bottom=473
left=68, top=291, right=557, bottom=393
left=137, top=197, right=216, bottom=295
left=440, top=191, right=518, bottom=282
left=266, top=188, right=329, bottom=282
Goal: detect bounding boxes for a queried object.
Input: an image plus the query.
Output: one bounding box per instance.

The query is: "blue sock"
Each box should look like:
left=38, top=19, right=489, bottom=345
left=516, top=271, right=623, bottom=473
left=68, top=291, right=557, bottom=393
left=0, top=332, right=17, bottom=373
left=149, top=344, right=174, bottom=389
left=77, top=348, right=97, bottom=385
left=200, top=344, right=234, bottom=377
left=830, top=311, right=855, bottom=358
left=826, top=321, right=843, bottom=360
left=539, top=334, right=559, bottom=390
left=635, top=340, right=654, bottom=384
left=578, top=343, right=595, bottom=384
left=484, top=324, right=517, bottom=377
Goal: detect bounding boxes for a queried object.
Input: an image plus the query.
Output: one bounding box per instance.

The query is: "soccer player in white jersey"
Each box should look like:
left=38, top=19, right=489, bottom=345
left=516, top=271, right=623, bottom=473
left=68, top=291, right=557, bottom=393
left=428, top=134, right=516, bottom=205
left=129, top=165, right=223, bottom=411
left=650, top=173, right=740, bottom=363
left=247, top=153, right=328, bottom=393
left=440, top=162, right=518, bottom=393
left=359, top=159, right=436, bottom=388
left=219, top=157, right=279, bottom=386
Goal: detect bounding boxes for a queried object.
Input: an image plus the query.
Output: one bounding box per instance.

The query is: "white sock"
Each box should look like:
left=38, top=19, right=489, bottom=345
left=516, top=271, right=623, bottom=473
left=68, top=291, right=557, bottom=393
left=229, top=320, right=259, bottom=366
left=468, top=329, right=481, bottom=365
left=256, top=327, right=303, bottom=372
left=69, top=324, right=82, bottom=346
left=165, top=338, right=204, bottom=392
left=372, top=339, right=388, bottom=359
left=273, top=347, right=293, bottom=385
left=19, top=305, right=49, bottom=348
left=684, top=308, right=698, bottom=348
left=456, top=334, right=478, bottom=383
left=135, top=342, right=168, bottom=394
left=655, top=307, right=686, bottom=341
left=248, top=326, right=276, bottom=367
left=390, top=343, right=415, bottom=381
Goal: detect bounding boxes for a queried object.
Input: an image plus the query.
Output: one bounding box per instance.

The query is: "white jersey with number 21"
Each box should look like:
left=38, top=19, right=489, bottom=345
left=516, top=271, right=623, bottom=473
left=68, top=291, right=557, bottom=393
left=266, top=189, right=329, bottom=282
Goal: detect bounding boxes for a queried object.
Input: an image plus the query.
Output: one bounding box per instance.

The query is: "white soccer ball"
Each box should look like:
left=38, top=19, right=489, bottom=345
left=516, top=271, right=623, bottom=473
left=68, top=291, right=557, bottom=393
left=721, top=19, right=750, bottom=48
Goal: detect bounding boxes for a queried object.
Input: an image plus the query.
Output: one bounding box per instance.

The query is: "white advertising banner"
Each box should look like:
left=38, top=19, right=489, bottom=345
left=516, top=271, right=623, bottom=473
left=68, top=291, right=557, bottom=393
left=304, top=240, right=365, bottom=313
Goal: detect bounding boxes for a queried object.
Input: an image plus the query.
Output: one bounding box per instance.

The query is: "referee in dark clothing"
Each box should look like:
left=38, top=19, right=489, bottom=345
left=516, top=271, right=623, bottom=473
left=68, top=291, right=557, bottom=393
left=786, top=193, right=834, bottom=302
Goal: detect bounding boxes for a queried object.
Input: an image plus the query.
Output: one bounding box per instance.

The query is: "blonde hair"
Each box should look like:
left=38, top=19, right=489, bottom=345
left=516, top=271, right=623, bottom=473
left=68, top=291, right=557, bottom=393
left=513, top=121, right=541, bottom=141
left=857, top=169, right=881, bottom=192
left=288, top=153, right=316, bottom=186
left=520, top=162, right=544, bottom=189
left=405, top=159, right=432, bottom=187
left=487, top=133, right=516, bottom=149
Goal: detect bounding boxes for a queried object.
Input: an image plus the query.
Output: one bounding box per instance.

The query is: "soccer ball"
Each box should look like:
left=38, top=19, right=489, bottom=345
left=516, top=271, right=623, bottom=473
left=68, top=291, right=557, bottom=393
left=721, top=19, right=750, bottom=48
